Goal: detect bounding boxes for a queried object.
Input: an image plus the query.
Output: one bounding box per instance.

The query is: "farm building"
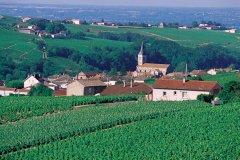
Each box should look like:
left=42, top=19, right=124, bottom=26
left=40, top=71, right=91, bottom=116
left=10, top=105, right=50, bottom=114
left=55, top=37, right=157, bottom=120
left=19, top=28, right=36, bottom=35
left=153, top=79, right=222, bottom=101
left=67, top=80, right=107, bottom=96
left=101, top=80, right=153, bottom=100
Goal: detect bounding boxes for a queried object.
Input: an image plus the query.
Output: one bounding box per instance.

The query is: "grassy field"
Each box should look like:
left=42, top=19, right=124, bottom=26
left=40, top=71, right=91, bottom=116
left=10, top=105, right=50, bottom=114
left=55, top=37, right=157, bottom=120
left=67, top=24, right=240, bottom=51
left=0, top=99, right=240, bottom=159
left=0, top=29, right=42, bottom=61
left=202, top=72, right=240, bottom=86
left=46, top=37, right=131, bottom=53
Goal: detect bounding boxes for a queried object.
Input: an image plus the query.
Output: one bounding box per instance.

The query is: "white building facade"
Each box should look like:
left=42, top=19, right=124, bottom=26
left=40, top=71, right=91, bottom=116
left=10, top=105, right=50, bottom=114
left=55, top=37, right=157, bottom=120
left=153, top=79, right=222, bottom=101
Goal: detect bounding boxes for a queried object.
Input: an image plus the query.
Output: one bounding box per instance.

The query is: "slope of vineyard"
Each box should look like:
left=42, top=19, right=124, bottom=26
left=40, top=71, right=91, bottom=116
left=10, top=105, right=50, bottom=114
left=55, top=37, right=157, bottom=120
left=0, top=100, right=209, bottom=155
left=1, top=101, right=239, bottom=159
left=0, top=95, right=140, bottom=124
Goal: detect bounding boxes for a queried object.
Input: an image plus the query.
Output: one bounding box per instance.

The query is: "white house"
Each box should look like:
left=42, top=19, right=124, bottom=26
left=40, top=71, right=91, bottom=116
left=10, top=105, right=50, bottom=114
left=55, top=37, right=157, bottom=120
left=0, top=88, right=29, bottom=96
left=207, top=69, right=218, bottom=75
left=24, top=74, right=44, bottom=89
left=225, top=29, right=237, bottom=34
left=153, top=79, right=222, bottom=101
left=22, top=17, right=31, bottom=22
left=72, top=19, right=80, bottom=25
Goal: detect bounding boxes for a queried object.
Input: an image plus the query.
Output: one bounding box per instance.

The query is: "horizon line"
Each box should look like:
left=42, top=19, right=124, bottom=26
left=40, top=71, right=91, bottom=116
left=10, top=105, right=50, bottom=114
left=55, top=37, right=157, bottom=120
left=1, top=2, right=240, bottom=8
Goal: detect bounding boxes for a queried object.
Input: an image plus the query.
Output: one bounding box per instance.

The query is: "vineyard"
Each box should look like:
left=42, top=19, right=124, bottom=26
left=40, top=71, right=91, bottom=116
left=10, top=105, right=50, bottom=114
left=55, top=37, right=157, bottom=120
left=0, top=95, right=140, bottom=124
left=0, top=96, right=240, bottom=159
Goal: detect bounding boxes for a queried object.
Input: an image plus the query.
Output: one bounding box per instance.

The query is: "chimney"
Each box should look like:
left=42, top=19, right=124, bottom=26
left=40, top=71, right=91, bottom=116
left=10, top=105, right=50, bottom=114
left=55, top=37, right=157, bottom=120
left=130, top=79, right=134, bottom=88
left=183, top=76, right=186, bottom=84
left=123, top=80, right=126, bottom=87
left=107, top=77, right=109, bottom=87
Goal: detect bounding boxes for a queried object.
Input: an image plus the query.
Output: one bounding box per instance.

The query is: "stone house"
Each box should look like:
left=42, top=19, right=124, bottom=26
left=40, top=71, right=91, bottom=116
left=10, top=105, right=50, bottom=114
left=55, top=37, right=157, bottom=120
left=24, top=74, right=44, bottom=89
left=67, top=80, right=107, bottom=96
left=76, top=72, right=99, bottom=80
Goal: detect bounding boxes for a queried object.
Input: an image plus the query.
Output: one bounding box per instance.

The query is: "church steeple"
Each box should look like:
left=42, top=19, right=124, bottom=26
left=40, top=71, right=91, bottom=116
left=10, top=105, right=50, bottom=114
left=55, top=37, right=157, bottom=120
left=138, top=42, right=147, bottom=66
left=139, top=42, right=144, bottom=55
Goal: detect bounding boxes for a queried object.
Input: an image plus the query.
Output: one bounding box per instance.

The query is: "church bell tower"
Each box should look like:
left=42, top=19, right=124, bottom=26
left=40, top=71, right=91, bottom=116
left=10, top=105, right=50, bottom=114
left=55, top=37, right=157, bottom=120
left=138, top=42, right=147, bottom=66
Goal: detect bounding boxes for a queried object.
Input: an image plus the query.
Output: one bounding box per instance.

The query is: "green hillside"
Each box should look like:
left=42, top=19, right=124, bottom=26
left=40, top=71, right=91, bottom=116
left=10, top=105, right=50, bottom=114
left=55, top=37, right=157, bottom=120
left=0, top=97, right=240, bottom=159
left=67, top=24, right=240, bottom=51
left=0, top=16, right=239, bottom=80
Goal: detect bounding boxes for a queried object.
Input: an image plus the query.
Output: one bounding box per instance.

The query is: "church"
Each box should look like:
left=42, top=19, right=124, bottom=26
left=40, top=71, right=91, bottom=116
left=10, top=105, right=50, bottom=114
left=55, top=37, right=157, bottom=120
left=134, top=42, right=170, bottom=77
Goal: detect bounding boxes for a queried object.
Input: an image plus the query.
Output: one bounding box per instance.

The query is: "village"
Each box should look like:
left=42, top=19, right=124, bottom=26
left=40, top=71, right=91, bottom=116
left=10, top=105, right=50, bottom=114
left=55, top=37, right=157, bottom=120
left=15, top=16, right=238, bottom=38
left=0, top=42, right=238, bottom=104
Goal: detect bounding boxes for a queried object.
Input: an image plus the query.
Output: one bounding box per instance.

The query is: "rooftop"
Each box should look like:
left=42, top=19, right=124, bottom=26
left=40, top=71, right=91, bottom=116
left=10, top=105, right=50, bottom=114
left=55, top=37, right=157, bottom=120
left=101, top=83, right=152, bottom=95
left=153, top=79, right=221, bottom=91
left=137, top=63, right=170, bottom=69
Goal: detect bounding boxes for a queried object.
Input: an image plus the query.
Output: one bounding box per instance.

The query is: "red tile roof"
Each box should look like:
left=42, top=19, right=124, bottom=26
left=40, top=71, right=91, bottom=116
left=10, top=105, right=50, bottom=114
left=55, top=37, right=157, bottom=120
left=101, top=83, right=152, bottom=95
left=153, top=79, right=221, bottom=91
left=0, top=87, right=16, bottom=91
left=137, top=63, right=170, bottom=68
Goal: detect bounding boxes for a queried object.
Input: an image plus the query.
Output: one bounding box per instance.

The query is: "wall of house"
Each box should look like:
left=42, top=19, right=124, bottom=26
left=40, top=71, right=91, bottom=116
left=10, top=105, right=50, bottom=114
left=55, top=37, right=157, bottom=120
left=84, top=86, right=107, bottom=95
left=153, top=89, right=210, bottom=101
left=24, top=76, right=40, bottom=88
left=67, top=81, right=84, bottom=96
left=0, top=90, right=15, bottom=96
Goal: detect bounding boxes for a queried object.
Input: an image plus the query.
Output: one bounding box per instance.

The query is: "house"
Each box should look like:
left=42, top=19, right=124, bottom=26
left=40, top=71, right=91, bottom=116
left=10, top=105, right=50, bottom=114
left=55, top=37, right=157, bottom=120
left=102, top=76, right=120, bottom=86
left=101, top=80, right=153, bottom=100
left=199, top=23, right=208, bottom=27
left=16, top=23, right=26, bottom=28
left=72, top=19, right=80, bottom=25
left=178, top=26, right=190, bottom=29
left=153, top=79, right=222, bottom=101
left=164, top=72, right=186, bottom=79
left=24, top=74, right=44, bottom=89
left=159, top=22, right=165, bottom=28
left=225, top=29, right=237, bottom=34
left=50, top=74, right=73, bottom=89
left=76, top=72, right=99, bottom=80
left=19, top=28, right=36, bottom=35
left=22, top=17, right=31, bottom=22
left=0, top=88, right=29, bottom=96
left=27, top=25, right=38, bottom=30
left=51, top=31, right=67, bottom=39
left=207, top=69, right=218, bottom=75
left=135, top=42, right=170, bottom=77
left=190, top=70, right=208, bottom=77
left=67, top=80, right=107, bottom=96
left=37, top=30, right=50, bottom=37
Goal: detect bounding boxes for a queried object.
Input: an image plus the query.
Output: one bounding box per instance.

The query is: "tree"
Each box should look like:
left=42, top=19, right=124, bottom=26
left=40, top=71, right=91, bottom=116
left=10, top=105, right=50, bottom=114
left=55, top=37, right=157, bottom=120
left=28, top=84, right=53, bottom=96
left=197, top=94, right=214, bottom=103
left=6, top=80, right=24, bottom=89
left=218, top=81, right=240, bottom=103
left=192, top=21, right=198, bottom=28
left=45, top=22, right=66, bottom=34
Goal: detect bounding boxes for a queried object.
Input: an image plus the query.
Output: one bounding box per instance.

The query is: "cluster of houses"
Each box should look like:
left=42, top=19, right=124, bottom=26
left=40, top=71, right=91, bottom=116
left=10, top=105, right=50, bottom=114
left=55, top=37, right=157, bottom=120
left=17, top=17, right=80, bottom=38
left=1, top=43, right=237, bottom=102
left=159, top=22, right=238, bottom=34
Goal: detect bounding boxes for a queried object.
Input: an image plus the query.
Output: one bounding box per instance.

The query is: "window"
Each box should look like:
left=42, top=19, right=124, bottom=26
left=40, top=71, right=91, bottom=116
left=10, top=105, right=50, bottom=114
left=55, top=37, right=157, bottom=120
left=163, top=92, right=167, bottom=96
left=173, top=91, right=177, bottom=95
left=88, top=87, right=92, bottom=94
left=182, top=92, right=187, bottom=98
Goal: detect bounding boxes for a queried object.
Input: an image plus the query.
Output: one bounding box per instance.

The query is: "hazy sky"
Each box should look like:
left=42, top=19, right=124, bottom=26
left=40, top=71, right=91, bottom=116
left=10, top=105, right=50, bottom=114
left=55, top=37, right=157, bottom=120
left=4, top=0, right=240, bottom=7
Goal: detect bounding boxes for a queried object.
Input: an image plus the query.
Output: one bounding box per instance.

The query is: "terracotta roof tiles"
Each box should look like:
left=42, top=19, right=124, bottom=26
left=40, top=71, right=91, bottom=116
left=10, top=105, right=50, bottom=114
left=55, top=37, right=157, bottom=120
left=153, top=79, right=221, bottom=91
